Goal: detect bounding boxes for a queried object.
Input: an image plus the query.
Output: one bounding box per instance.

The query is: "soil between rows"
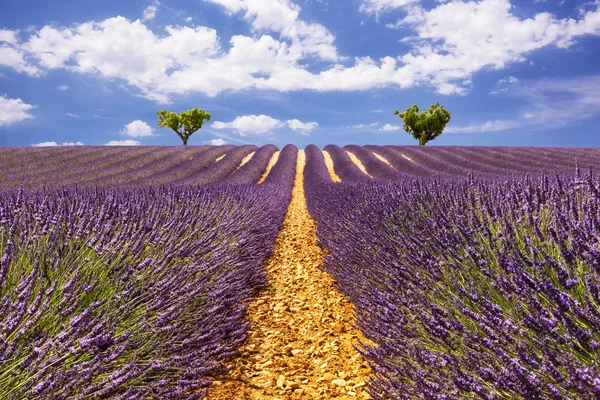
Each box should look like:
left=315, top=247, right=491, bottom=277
left=208, top=151, right=372, bottom=399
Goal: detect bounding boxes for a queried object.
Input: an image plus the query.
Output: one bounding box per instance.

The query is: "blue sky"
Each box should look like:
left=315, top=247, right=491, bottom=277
left=1, top=0, right=600, bottom=148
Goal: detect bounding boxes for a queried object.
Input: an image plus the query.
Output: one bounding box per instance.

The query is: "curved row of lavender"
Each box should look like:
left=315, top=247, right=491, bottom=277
left=0, top=145, right=298, bottom=399
left=305, top=145, right=600, bottom=398
left=3, top=145, right=600, bottom=188
left=351, top=146, right=600, bottom=180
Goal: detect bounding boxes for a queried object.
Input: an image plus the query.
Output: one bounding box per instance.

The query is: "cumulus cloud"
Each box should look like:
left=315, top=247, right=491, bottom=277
left=120, top=120, right=154, bottom=137
left=209, top=138, right=227, bottom=145
left=0, top=95, right=37, bottom=126
left=0, top=29, right=19, bottom=44
left=212, top=114, right=285, bottom=135
left=57, top=84, right=70, bottom=91
left=497, top=76, right=519, bottom=85
left=286, top=119, right=318, bottom=134
left=0, top=0, right=598, bottom=100
left=32, top=141, right=84, bottom=146
left=379, top=123, right=401, bottom=131
left=387, top=0, right=600, bottom=94
left=0, top=45, right=40, bottom=75
left=65, top=112, right=79, bottom=117
left=359, top=0, right=418, bottom=15
left=142, top=2, right=159, bottom=21
left=106, top=140, right=141, bottom=146
left=205, top=0, right=341, bottom=61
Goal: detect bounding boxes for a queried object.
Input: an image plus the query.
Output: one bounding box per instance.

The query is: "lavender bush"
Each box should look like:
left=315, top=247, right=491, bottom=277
left=222, top=145, right=278, bottom=185
left=306, top=164, right=600, bottom=399
left=323, top=144, right=371, bottom=183
left=0, top=183, right=290, bottom=399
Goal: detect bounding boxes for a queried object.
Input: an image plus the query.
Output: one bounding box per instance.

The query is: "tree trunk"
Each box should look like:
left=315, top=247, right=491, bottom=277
left=182, top=138, right=188, bottom=146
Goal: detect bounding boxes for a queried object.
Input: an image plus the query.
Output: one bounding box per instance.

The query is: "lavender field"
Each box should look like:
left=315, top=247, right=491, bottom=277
left=1, top=144, right=600, bottom=399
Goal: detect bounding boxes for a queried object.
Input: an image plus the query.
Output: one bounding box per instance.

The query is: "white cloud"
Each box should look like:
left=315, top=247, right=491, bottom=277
left=209, top=138, right=227, bottom=145
left=57, top=84, right=70, bottom=91
left=105, top=140, right=141, bottom=146
left=142, top=3, right=159, bottom=21
left=120, top=120, right=154, bottom=137
left=0, top=46, right=40, bottom=75
left=349, top=122, right=379, bottom=129
left=445, top=119, right=517, bottom=134
left=2, top=1, right=599, bottom=100
left=0, top=30, right=39, bottom=75
left=497, top=76, right=518, bottom=85
left=0, top=95, right=37, bottom=126
left=0, top=29, right=19, bottom=44
left=21, top=17, right=221, bottom=102
left=371, top=109, right=385, bottom=113
left=448, top=75, right=600, bottom=133
left=379, top=123, right=401, bottom=131
left=516, top=75, right=600, bottom=129
left=65, top=112, right=79, bottom=118
left=359, top=0, right=418, bottom=15
left=32, top=141, right=84, bottom=146
left=205, top=0, right=341, bottom=62
left=212, top=114, right=285, bottom=135
left=286, top=119, right=318, bottom=134
left=186, top=17, right=193, bottom=22
left=387, top=0, right=600, bottom=94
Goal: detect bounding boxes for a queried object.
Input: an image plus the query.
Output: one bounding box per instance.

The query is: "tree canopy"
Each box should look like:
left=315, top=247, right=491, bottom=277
left=394, top=103, right=451, bottom=145
left=157, top=108, right=211, bottom=145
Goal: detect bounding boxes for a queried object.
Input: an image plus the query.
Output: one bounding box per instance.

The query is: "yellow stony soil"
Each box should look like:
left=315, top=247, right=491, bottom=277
left=345, top=152, right=372, bottom=178
left=258, top=151, right=280, bottom=184
left=321, top=151, right=341, bottom=183
left=372, top=153, right=392, bottom=167
left=400, top=154, right=414, bottom=163
left=233, top=151, right=256, bottom=173
left=208, top=150, right=371, bottom=399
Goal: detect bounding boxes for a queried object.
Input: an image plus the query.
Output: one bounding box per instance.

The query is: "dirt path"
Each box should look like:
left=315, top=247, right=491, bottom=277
left=345, top=152, right=372, bottom=178
left=322, top=151, right=342, bottom=183
left=208, top=150, right=371, bottom=399
left=257, top=151, right=280, bottom=184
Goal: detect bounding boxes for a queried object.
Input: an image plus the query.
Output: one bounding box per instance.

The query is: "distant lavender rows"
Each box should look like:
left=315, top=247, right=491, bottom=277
left=305, top=144, right=600, bottom=399
left=0, top=146, right=298, bottom=399
left=0, top=185, right=296, bottom=399
left=0, top=145, right=296, bottom=189
left=2, top=145, right=600, bottom=188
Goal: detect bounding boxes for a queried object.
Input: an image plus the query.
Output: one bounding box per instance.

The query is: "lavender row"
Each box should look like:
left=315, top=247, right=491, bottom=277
left=363, top=145, right=439, bottom=177
left=17, top=147, right=160, bottom=188
left=344, top=145, right=403, bottom=181
left=0, top=147, right=107, bottom=182
left=261, top=144, right=298, bottom=187
left=130, top=146, right=234, bottom=186
left=176, top=145, right=257, bottom=186
left=305, top=169, right=600, bottom=399
left=95, top=146, right=211, bottom=187
left=222, top=145, right=279, bottom=185
left=0, top=147, right=82, bottom=169
left=0, top=183, right=291, bottom=399
left=323, top=144, right=371, bottom=183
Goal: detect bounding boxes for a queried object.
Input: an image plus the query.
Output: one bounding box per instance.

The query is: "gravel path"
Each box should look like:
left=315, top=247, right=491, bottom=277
left=208, top=150, right=372, bottom=399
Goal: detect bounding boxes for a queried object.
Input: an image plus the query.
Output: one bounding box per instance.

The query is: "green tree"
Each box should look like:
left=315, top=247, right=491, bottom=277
left=156, top=108, right=211, bottom=146
left=394, top=102, right=451, bottom=145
